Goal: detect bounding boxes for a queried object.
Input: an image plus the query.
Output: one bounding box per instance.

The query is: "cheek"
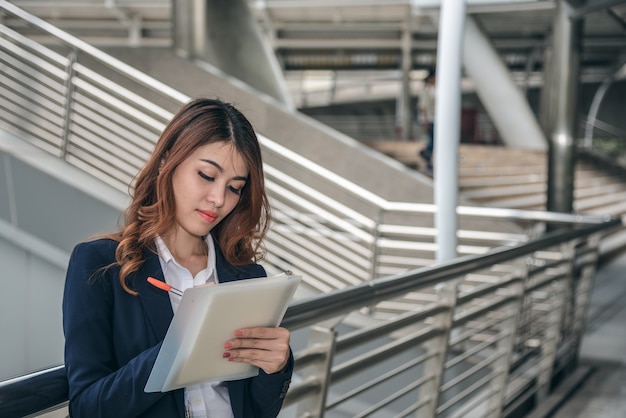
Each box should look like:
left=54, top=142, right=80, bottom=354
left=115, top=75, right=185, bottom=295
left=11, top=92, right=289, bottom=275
left=224, top=195, right=241, bottom=215
left=173, top=175, right=200, bottom=201
left=172, top=182, right=198, bottom=216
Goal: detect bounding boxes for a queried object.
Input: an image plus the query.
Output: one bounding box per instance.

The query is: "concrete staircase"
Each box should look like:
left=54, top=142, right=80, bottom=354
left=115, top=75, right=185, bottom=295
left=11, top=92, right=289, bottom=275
left=365, top=141, right=626, bottom=257
left=459, top=145, right=548, bottom=209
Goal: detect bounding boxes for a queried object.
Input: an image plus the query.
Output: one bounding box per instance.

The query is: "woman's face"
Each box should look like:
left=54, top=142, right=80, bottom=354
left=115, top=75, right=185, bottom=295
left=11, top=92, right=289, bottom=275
left=171, top=141, right=248, bottom=241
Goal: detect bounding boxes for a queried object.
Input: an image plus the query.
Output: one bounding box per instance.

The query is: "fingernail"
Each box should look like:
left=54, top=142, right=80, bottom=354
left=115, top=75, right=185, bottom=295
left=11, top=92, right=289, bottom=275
left=224, top=342, right=232, bottom=349
left=235, top=330, right=244, bottom=337
left=222, top=352, right=230, bottom=358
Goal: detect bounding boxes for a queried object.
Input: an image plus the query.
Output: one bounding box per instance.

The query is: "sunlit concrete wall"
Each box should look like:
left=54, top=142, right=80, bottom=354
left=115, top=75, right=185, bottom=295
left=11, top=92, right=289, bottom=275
left=0, top=235, right=66, bottom=380
left=0, top=131, right=125, bottom=379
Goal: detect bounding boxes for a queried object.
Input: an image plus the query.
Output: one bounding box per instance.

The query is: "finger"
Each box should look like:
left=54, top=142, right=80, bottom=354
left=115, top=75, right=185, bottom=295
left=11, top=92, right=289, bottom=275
left=224, top=348, right=290, bottom=374
left=234, top=327, right=290, bottom=341
left=224, top=335, right=289, bottom=352
left=224, top=327, right=290, bottom=349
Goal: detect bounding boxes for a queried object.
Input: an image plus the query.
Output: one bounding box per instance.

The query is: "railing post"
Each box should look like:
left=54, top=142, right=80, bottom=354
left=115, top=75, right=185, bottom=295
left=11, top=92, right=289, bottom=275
left=571, top=234, right=601, bottom=348
left=296, top=324, right=337, bottom=418
left=415, top=280, right=458, bottom=417
left=558, top=241, right=578, bottom=345
left=60, top=49, right=78, bottom=160
left=369, top=207, right=384, bottom=281
left=559, top=236, right=601, bottom=372
left=535, top=275, right=568, bottom=402
left=488, top=264, right=527, bottom=416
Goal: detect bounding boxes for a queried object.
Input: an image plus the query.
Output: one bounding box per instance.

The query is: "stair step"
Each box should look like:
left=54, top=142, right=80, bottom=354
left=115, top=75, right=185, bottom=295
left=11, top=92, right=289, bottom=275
left=482, top=195, right=546, bottom=210
left=575, top=183, right=626, bottom=200
left=366, top=141, right=626, bottom=243
left=576, top=192, right=626, bottom=213
left=459, top=165, right=546, bottom=177
left=460, top=174, right=547, bottom=188
left=462, top=184, right=546, bottom=201
left=576, top=175, right=623, bottom=188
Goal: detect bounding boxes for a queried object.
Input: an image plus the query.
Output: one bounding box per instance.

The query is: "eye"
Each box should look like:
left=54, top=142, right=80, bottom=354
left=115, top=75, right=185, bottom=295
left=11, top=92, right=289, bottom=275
left=228, top=184, right=243, bottom=196
left=198, top=171, right=214, bottom=182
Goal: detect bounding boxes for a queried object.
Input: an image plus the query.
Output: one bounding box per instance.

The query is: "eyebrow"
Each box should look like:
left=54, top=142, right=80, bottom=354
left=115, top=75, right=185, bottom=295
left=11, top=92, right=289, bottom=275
left=199, top=158, right=248, bottom=181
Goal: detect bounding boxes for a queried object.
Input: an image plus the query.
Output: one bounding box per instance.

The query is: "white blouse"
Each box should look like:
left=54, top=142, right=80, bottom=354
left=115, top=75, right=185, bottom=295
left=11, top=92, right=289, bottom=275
left=155, top=235, right=234, bottom=418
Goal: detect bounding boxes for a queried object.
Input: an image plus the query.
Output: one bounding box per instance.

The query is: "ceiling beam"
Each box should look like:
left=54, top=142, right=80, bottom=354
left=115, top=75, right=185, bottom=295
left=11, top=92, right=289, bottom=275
left=568, top=0, right=626, bottom=19
left=273, top=36, right=626, bottom=50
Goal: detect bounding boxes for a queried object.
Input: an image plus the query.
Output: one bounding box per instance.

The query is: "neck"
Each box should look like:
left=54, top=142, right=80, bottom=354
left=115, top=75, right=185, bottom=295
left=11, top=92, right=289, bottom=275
left=162, top=232, right=207, bottom=261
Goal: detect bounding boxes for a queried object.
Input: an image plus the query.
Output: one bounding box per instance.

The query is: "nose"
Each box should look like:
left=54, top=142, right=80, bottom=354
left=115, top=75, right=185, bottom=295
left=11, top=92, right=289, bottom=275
left=207, top=183, right=226, bottom=208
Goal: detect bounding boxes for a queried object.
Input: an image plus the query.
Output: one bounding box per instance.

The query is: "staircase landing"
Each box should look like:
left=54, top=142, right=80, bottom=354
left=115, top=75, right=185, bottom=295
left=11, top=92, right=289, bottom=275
left=365, top=141, right=626, bottom=256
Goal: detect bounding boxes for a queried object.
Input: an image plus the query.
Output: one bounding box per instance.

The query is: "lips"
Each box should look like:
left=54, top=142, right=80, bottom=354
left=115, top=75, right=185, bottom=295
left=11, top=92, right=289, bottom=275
left=197, top=209, right=218, bottom=223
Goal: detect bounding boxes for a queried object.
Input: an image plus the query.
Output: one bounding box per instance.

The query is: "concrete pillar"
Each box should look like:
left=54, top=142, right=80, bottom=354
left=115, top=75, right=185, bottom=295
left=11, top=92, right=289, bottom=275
left=463, top=17, right=546, bottom=150
left=542, top=1, right=583, bottom=214
left=173, top=0, right=294, bottom=110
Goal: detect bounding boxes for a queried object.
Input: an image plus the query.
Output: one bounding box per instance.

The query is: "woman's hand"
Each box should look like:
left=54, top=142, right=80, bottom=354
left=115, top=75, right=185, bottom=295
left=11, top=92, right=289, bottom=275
left=223, top=327, right=291, bottom=374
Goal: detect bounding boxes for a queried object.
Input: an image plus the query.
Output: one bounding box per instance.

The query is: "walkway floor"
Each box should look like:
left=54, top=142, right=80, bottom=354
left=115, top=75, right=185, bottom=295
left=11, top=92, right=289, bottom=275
left=548, top=251, right=626, bottom=418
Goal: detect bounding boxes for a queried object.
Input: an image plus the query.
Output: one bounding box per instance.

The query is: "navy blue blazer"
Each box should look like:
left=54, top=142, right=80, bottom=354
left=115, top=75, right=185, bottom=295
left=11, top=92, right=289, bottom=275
left=63, top=238, right=293, bottom=418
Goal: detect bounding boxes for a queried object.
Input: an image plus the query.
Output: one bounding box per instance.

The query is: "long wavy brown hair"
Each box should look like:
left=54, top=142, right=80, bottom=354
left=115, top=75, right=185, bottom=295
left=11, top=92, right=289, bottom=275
left=107, top=98, right=271, bottom=295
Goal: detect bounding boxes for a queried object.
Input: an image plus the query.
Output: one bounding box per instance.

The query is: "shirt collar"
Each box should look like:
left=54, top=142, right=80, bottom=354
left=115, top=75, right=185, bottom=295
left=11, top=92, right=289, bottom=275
left=154, top=235, right=218, bottom=283
left=155, top=235, right=174, bottom=265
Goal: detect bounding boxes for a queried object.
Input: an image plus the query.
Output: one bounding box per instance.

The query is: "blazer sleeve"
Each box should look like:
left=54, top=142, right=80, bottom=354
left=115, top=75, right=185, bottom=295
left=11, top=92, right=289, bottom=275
left=247, top=351, right=294, bottom=418
left=62, top=241, right=174, bottom=418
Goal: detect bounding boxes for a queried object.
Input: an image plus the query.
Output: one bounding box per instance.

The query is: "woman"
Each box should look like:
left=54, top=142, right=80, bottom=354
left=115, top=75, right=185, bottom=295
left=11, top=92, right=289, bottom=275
left=62, top=98, right=293, bottom=417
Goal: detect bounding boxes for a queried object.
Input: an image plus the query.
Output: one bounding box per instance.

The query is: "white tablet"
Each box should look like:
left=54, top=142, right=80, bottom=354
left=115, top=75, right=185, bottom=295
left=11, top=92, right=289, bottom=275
left=145, top=272, right=301, bottom=392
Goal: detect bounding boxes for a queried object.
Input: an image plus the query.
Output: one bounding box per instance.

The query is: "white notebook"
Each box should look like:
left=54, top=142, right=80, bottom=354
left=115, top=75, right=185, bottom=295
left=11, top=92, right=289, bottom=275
left=145, top=272, right=301, bottom=392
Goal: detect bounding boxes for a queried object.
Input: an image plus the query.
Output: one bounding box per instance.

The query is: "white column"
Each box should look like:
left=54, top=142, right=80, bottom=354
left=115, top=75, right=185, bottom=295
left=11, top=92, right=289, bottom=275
left=399, top=16, right=414, bottom=141
left=434, top=0, right=466, bottom=262
left=463, top=16, right=547, bottom=150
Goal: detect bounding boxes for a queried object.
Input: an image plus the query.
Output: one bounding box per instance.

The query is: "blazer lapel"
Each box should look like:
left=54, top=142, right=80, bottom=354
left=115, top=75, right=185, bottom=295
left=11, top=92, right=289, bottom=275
left=134, top=248, right=185, bottom=414
left=135, top=249, right=173, bottom=341
left=215, top=245, right=248, bottom=283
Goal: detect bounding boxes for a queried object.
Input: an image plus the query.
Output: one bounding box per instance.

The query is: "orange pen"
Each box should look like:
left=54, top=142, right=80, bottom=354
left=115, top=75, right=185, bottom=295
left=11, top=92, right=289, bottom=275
left=147, top=277, right=184, bottom=297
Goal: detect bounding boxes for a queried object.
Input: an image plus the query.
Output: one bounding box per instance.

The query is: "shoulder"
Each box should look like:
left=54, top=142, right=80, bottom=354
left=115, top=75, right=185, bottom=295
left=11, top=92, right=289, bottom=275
left=64, top=239, right=122, bottom=306
left=243, top=262, right=266, bottom=278
left=74, top=237, right=119, bottom=251
left=214, top=244, right=266, bottom=281
left=71, top=238, right=119, bottom=261
left=224, top=261, right=267, bottom=282
left=67, top=238, right=120, bottom=277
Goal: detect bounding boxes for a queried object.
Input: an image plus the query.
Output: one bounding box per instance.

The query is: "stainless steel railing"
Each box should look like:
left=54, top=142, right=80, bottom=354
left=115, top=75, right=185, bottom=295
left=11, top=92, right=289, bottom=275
left=0, top=0, right=574, bottom=299
left=280, top=217, right=619, bottom=417
left=1, top=215, right=620, bottom=417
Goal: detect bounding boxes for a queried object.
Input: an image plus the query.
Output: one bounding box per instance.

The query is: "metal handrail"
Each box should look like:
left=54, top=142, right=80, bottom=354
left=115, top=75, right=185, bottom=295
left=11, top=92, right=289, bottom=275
left=0, top=0, right=186, bottom=103
left=4, top=0, right=616, bottom=295
left=282, top=216, right=620, bottom=328
left=0, top=215, right=619, bottom=417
